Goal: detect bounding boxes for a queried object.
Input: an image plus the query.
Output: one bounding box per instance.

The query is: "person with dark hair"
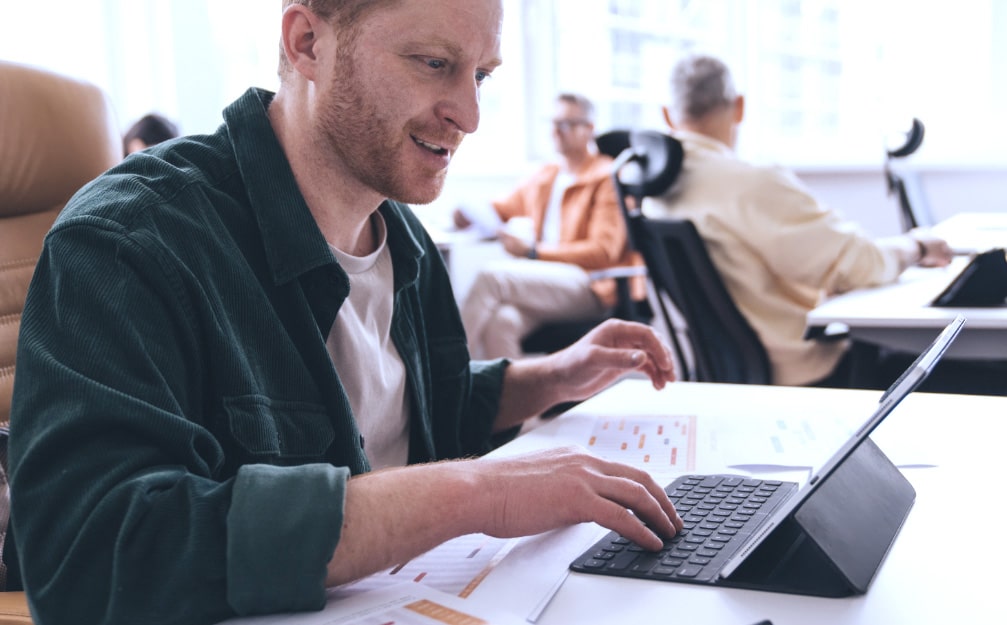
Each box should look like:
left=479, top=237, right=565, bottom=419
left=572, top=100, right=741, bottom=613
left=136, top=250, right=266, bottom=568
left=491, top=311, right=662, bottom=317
left=8, top=2, right=680, bottom=623
left=645, top=53, right=953, bottom=387
left=457, top=92, right=640, bottom=360
left=122, top=112, right=180, bottom=155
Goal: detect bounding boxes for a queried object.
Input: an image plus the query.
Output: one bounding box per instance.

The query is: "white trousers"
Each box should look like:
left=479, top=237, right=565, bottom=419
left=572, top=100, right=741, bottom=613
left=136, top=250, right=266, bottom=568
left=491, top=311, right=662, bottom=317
left=460, top=258, right=607, bottom=360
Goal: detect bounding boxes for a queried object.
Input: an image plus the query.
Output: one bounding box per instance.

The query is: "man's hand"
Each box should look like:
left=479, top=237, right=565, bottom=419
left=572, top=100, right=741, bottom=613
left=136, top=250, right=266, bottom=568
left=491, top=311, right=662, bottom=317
left=327, top=445, right=684, bottom=586
left=549, top=319, right=676, bottom=400
left=911, top=231, right=954, bottom=267
left=474, top=446, right=684, bottom=550
left=498, top=229, right=533, bottom=258
left=495, top=319, right=676, bottom=430
left=452, top=208, right=473, bottom=230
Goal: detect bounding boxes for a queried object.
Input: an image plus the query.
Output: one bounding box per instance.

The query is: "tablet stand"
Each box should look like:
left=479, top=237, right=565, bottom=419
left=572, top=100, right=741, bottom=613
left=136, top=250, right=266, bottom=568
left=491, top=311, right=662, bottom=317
left=722, top=437, right=915, bottom=597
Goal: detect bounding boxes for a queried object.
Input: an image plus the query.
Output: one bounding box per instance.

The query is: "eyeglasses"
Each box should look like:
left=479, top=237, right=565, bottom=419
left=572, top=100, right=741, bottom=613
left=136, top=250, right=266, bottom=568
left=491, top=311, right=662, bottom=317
left=552, top=118, right=590, bottom=132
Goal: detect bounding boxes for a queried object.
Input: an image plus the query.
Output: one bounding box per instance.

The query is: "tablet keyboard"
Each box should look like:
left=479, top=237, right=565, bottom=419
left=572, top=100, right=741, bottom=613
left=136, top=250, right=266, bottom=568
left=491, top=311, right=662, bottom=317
left=570, top=474, right=797, bottom=584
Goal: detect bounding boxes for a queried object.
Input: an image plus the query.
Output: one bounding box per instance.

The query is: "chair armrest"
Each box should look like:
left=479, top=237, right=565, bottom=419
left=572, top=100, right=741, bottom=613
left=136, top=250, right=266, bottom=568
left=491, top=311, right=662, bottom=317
left=0, top=592, right=32, bottom=624
left=804, top=321, right=850, bottom=342
left=587, top=265, right=648, bottom=281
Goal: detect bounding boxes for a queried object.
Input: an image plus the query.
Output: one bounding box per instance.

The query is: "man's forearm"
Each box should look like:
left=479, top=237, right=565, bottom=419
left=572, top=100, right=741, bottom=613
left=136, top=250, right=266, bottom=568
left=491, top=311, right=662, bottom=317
left=325, top=461, right=483, bottom=586
left=493, top=357, right=563, bottom=432
left=325, top=446, right=684, bottom=588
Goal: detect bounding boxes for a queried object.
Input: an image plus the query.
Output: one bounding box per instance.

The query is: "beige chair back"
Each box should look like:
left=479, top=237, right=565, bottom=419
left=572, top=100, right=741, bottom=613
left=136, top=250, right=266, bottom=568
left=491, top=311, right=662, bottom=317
left=0, top=61, right=122, bottom=427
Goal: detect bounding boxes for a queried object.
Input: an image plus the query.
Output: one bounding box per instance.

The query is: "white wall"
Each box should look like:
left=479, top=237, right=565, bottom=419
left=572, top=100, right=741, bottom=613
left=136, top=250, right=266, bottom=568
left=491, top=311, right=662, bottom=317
left=797, top=167, right=1007, bottom=236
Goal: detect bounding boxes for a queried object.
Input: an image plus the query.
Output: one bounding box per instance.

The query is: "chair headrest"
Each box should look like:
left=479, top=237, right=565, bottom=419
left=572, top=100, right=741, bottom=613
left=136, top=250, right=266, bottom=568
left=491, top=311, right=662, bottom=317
left=595, top=130, right=631, bottom=159
left=0, top=61, right=122, bottom=219
left=886, top=117, right=924, bottom=159
left=616, top=130, right=684, bottom=199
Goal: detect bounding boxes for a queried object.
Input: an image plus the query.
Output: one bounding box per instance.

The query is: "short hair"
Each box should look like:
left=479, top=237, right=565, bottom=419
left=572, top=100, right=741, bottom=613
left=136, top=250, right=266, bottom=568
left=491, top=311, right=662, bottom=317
left=277, top=1, right=401, bottom=80
left=557, top=92, right=595, bottom=123
left=668, top=54, right=737, bottom=123
left=122, top=113, right=179, bottom=153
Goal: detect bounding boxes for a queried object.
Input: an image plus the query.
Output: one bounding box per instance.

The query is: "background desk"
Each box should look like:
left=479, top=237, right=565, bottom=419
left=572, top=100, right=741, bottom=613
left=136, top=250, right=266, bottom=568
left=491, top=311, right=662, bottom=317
left=806, top=257, right=1007, bottom=359
left=929, top=211, right=1007, bottom=254
left=480, top=380, right=1005, bottom=625
left=807, top=211, right=1007, bottom=360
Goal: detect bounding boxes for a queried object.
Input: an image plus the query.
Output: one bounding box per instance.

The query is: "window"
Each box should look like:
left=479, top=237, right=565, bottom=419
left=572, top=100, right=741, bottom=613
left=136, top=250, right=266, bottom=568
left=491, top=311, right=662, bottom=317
left=522, top=0, right=1007, bottom=169
left=2, top=0, right=1004, bottom=172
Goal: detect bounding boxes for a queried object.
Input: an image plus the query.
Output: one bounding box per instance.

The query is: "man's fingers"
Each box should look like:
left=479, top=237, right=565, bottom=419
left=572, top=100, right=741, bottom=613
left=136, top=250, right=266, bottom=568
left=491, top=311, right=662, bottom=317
left=590, top=499, right=665, bottom=551
left=586, top=346, right=675, bottom=388
left=580, top=460, right=683, bottom=549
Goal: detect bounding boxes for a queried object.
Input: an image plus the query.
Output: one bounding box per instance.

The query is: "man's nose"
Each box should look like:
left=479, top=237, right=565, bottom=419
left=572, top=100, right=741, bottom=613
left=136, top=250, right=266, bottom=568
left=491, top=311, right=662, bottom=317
left=437, top=74, right=481, bottom=134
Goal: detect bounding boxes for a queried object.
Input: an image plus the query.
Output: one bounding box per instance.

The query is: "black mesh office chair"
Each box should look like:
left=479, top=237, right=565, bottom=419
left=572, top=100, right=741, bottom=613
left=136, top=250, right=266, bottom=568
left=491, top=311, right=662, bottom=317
left=519, top=130, right=650, bottom=354
left=885, top=118, right=933, bottom=232
left=613, top=130, right=772, bottom=384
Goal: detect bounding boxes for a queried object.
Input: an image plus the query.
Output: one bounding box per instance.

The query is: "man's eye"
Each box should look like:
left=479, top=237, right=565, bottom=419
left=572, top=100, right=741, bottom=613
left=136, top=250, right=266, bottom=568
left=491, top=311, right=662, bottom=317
left=426, top=59, right=446, bottom=70
left=475, top=70, right=492, bottom=84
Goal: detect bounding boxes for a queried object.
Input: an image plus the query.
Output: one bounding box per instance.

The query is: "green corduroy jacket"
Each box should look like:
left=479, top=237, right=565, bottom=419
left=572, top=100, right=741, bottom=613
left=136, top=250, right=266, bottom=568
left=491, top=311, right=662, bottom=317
left=9, top=87, right=508, bottom=625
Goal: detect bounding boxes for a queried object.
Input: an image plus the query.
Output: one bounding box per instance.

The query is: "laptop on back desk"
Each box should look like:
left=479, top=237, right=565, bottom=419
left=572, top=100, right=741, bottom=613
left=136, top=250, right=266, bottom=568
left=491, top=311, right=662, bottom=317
left=570, top=315, right=966, bottom=597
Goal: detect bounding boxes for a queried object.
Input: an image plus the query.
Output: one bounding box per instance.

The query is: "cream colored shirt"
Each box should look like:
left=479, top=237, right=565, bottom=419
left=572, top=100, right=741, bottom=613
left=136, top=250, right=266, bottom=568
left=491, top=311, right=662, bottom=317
left=326, top=214, right=411, bottom=469
left=644, top=130, right=916, bottom=386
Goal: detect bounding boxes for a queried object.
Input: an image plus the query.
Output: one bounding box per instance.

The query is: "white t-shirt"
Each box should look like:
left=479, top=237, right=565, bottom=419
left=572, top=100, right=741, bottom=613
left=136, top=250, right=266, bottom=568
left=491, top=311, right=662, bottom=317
left=542, top=170, right=575, bottom=244
left=326, top=213, right=411, bottom=469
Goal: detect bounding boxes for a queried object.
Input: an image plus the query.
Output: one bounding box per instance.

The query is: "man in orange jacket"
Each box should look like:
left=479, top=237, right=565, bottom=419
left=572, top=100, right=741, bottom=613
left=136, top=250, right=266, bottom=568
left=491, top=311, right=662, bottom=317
left=458, top=93, right=636, bottom=359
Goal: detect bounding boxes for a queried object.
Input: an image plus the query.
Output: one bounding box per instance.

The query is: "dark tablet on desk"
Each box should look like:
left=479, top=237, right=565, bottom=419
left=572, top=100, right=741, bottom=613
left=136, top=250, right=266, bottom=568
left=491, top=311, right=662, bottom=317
left=931, top=248, right=1007, bottom=307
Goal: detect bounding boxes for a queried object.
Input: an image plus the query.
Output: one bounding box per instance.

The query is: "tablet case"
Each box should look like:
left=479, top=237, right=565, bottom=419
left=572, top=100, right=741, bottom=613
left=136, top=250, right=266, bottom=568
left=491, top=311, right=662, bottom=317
left=932, top=248, right=1007, bottom=307
left=719, top=437, right=915, bottom=597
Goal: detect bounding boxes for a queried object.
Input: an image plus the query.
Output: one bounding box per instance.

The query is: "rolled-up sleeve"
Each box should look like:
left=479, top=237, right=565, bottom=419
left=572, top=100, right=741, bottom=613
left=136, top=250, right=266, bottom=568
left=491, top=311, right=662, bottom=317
left=227, top=463, right=348, bottom=614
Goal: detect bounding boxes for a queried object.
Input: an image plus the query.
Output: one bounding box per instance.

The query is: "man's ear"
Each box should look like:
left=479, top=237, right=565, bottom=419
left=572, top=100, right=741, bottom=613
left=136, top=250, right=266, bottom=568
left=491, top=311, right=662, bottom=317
left=734, top=95, right=745, bottom=124
left=661, top=105, right=676, bottom=130
left=280, top=4, right=324, bottom=81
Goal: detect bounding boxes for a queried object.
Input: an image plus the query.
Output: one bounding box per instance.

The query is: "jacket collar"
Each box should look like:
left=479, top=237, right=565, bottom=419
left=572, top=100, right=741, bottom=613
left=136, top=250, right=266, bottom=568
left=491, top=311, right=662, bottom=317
left=671, top=129, right=736, bottom=157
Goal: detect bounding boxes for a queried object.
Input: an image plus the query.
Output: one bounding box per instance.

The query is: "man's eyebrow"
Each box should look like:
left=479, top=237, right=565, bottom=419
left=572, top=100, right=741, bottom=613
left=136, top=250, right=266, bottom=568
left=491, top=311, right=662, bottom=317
left=411, top=37, right=503, bottom=69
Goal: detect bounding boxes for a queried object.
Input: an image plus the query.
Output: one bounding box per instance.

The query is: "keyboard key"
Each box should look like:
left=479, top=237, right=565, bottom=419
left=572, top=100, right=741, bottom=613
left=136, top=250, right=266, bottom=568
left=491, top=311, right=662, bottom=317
left=606, top=551, right=640, bottom=571
left=630, top=554, right=662, bottom=574
left=676, top=565, right=703, bottom=578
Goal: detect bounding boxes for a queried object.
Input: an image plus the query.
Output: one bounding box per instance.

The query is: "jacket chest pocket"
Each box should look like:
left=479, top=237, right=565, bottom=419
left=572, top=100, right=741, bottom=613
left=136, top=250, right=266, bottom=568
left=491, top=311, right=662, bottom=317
left=223, top=395, right=335, bottom=463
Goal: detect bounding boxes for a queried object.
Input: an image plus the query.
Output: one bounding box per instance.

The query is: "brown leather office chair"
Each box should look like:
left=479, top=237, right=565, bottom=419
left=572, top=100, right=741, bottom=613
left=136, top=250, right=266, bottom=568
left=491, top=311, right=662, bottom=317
left=0, top=60, right=122, bottom=624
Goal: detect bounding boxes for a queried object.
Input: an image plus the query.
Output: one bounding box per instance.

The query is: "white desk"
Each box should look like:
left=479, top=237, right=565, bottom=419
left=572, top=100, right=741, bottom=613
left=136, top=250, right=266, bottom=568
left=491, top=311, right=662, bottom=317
left=806, top=211, right=1007, bottom=359
left=489, top=380, right=1006, bottom=625
left=930, top=211, right=1007, bottom=254
left=806, top=256, right=1007, bottom=359
left=222, top=380, right=1006, bottom=625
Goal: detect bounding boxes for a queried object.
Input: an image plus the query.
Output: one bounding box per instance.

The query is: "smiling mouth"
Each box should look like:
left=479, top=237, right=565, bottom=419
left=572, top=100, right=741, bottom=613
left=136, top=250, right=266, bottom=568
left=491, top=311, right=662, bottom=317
left=412, top=136, right=450, bottom=156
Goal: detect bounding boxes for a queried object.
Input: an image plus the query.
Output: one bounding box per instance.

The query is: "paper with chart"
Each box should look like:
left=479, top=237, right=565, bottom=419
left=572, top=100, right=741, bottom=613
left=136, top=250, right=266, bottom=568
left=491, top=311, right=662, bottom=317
left=331, top=533, right=520, bottom=601
left=555, top=409, right=935, bottom=474
left=549, top=409, right=925, bottom=475
left=583, top=415, right=698, bottom=472
left=215, top=582, right=525, bottom=625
